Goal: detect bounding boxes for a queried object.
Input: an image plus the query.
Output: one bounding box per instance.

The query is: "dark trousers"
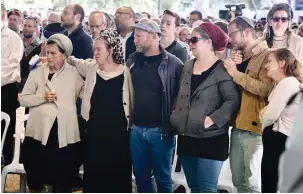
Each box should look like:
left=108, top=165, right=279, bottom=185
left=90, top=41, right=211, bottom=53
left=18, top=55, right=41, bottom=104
left=261, top=125, right=288, bottom=193
left=1, top=83, right=19, bottom=165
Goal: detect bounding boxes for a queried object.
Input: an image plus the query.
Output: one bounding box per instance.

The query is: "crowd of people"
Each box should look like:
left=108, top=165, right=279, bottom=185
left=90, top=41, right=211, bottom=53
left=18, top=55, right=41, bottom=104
left=1, top=1, right=303, bottom=193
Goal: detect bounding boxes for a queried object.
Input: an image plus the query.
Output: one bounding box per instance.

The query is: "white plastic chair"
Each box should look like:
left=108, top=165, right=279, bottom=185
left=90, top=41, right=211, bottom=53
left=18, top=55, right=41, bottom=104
left=171, top=135, right=190, bottom=193
left=1, top=114, right=28, bottom=193
left=1, top=112, right=10, bottom=153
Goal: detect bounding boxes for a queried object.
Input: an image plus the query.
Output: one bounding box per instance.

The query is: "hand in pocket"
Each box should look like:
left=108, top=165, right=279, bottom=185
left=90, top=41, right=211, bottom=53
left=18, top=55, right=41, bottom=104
left=204, top=116, right=214, bottom=129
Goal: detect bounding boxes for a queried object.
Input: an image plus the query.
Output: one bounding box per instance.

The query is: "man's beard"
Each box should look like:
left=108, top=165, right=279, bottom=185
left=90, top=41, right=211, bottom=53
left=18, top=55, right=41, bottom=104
left=23, top=33, right=33, bottom=39
left=136, top=44, right=151, bottom=53
left=116, top=24, right=125, bottom=33
left=61, top=20, right=74, bottom=29
left=62, top=23, right=72, bottom=29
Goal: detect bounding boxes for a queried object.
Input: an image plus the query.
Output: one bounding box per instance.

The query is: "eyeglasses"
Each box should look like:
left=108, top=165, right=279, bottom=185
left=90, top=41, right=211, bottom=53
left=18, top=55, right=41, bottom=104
left=228, top=29, right=243, bottom=37
left=187, top=37, right=204, bottom=44
left=272, top=17, right=289, bottom=23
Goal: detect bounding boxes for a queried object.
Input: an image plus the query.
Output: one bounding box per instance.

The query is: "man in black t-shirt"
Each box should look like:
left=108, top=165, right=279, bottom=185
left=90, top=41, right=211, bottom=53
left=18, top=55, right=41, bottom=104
left=126, top=21, right=183, bottom=193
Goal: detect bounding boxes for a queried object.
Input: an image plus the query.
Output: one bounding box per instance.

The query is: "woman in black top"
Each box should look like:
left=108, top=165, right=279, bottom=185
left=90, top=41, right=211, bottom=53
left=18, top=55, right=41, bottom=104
left=170, top=23, right=240, bottom=193
left=68, top=28, right=133, bottom=193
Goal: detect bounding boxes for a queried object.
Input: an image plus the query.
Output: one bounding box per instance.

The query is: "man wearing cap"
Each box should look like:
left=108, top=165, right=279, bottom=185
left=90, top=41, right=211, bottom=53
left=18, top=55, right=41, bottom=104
left=126, top=21, right=183, bottom=193
left=224, top=16, right=272, bottom=193
left=88, top=11, right=107, bottom=40
left=19, top=16, right=42, bottom=93
left=7, top=8, right=23, bottom=35
left=1, top=3, right=24, bottom=165
left=115, top=6, right=136, bottom=62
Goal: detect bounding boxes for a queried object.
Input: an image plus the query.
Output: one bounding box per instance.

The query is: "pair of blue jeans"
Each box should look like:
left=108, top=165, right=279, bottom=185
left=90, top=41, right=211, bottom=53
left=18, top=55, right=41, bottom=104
left=130, top=124, right=175, bottom=193
left=180, top=156, right=223, bottom=193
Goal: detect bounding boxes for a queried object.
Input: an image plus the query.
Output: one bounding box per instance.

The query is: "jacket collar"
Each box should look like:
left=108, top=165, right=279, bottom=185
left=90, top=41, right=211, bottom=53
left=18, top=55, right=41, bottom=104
left=63, top=25, right=83, bottom=37
left=24, top=36, right=41, bottom=53
left=252, top=38, right=269, bottom=56
left=42, top=61, right=67, bottom=106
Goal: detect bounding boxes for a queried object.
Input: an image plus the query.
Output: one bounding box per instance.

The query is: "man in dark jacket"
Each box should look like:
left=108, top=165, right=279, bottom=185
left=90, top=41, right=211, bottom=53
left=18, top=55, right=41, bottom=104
left=19, top=16, right=42, bottom=93
left=61, top=4, right=93, bottom=59
left=126, top=21, right=183, bottom=193
left=160, top=10, right=188, bottom=63
left=60, top=4, right=93, bottom=190
left=61, top=4, right=93, bottom=115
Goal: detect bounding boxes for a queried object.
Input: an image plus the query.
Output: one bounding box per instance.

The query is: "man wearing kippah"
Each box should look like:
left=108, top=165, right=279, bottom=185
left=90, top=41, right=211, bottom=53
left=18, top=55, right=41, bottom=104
left=127, top=21, right=183, bottom=193
left=224, top=16, right=272, bottom=193
left=1, top=3, right=24, bottom=165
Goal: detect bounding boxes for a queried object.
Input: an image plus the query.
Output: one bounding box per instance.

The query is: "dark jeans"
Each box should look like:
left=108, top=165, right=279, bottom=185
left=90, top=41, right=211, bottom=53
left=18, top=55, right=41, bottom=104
left=130, top=124, right=175, bottom=193
left=261, top=125, right=287, bottom=193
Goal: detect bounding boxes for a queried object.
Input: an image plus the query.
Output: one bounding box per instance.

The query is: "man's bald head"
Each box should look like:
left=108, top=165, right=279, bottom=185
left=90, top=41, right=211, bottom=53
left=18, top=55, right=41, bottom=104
left=61, top=4, right=85, bottom=28
left=88, top=11, right=107, bottom=39
left=48, top=12, right=60, bottom=23
left=115, top=6, right=135, bottom=33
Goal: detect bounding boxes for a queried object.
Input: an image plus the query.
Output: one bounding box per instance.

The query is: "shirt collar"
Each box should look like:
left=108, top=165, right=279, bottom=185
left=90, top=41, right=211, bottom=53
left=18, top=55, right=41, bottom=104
left=1, top=26, right=10, bottom=36
left=64, top=25, right=83, bottom=37
left=123, top=31, right=133, bottom=40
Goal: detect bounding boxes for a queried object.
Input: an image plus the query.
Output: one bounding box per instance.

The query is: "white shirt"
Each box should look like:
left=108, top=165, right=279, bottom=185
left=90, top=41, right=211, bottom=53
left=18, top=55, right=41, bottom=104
left=261, top=77, right=302, bottom=136
left=1, top=26, right=23, bottom=86
left=121, top=32, right=133, bottom=61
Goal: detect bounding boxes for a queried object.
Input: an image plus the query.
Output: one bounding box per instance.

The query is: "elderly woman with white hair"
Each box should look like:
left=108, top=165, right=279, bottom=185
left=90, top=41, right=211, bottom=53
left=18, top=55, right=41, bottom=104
left=20, top=34, right=84, bottom=193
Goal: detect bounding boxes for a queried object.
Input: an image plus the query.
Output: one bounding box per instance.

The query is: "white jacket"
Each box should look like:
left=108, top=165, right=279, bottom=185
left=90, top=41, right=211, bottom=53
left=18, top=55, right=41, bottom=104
left=20, top=62, right=84, bottom=148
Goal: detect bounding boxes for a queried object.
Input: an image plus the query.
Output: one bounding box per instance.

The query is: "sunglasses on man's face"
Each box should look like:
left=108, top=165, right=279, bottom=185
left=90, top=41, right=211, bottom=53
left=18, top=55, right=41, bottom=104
left=272, top=17, right=289, bottom=23
left=187, top=37, right=204, bottom=44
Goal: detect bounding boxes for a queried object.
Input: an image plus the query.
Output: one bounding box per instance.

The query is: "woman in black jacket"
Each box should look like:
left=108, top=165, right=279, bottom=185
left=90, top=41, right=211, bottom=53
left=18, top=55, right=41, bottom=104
left=170, top=23, right=240, bottom=193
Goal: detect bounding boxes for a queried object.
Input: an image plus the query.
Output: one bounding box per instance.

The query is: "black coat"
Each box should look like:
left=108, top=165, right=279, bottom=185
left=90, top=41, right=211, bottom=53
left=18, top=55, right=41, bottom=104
left=19, top=39, right=42, bottom=92
left=165, top=41, right=189, bottom=64
left=125, top=31, right=136, bottom=62
left=64, top=25, right=93, bottom=60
